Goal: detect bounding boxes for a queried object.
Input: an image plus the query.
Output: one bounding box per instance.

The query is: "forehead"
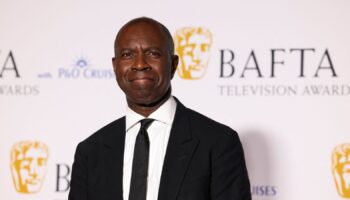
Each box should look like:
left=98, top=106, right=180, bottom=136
left=116, top=22, right=168, bottom=49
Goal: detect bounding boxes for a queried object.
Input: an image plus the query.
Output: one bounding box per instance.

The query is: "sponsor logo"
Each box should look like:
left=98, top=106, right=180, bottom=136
left=251, top=185, right=277, bottom=196
left=10, top=141, right=49, bottom=193
left=38, top=55, right=114, bottom=79
left=174, top=27, right=212, bottom=80
left=332, top=143, right=350, bottom=198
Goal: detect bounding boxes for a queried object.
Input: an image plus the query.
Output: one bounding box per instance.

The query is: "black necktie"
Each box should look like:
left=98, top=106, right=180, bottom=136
left=129, top=118, right=154, bottom=200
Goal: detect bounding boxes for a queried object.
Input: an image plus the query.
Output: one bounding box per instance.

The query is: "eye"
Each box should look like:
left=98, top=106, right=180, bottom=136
left=146, top=49, right=162, bottom=58
left=120, top=50, right=133, bottom=59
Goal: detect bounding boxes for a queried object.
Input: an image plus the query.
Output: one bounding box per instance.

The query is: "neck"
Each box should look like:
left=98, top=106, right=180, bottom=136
left=127, top=89, right=171, bottom=117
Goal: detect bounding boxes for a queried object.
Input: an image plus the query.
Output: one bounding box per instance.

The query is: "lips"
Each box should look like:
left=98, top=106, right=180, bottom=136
left=127, top=73, right=155, bottom=82
left=129, top=76, right=154, bottom=82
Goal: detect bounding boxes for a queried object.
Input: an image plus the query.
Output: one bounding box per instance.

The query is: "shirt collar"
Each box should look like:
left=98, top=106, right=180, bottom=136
left=125, top=96, right=177, bottom=131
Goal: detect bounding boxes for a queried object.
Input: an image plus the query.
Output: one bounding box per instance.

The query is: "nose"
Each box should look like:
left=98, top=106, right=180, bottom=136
left=132, top=53, right=151, bottom=71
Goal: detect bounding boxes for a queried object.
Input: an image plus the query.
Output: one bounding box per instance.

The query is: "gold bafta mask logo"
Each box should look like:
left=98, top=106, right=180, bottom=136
left=174, top=27, right=213, bottom=80
left=10, top=141, right=49, bottom=193
left=332, top=143, right=350, bottom=198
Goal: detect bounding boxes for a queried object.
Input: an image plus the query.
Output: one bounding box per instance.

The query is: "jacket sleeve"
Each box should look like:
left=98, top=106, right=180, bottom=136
left=68, top=143, right=88, bottom=200
left=210, top=129, right=251, bottom=200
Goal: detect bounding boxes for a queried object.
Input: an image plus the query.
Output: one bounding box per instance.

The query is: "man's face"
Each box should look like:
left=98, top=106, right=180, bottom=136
left=11, top=143, right=48, bottom=193
left=175, top=27, right=212, bottom=80
left=112, top=22, right=177, bottom=107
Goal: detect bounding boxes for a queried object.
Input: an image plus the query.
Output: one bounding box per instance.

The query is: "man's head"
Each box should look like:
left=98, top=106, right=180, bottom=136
left=332, top=144, right=350, bottom=198
left=10, top=141, right=49, bottom=193
left=174, top=27, right=212, bottom=80
left=112, top=17, right=178, bottom=116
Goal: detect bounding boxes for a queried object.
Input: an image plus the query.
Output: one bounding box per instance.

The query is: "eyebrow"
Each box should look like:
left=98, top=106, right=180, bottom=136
left=118, top=46, right=163, bottom=52
left=144, top=47, right=162, bottom=52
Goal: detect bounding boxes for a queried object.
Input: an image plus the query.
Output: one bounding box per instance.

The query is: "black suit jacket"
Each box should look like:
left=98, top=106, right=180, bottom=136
left=68, top=99, right=251, bottom=200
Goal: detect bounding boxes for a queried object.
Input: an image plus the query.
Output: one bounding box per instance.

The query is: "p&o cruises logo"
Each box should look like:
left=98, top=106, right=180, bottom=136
left=10, top=141, right=49, bottom=194
left=38, top=55, right=114, bottom=79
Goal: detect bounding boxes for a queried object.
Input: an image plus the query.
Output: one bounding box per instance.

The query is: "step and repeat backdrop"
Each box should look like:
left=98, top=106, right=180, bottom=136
left=1, top=0, right=349, bottom=199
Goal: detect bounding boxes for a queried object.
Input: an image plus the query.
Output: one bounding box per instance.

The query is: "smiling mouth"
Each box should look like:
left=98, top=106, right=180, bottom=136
left=127, top=77, right=156, bottom=89
left=130, top=77, right=154, bottom=83
left=129, top=75, right=155, bottom=82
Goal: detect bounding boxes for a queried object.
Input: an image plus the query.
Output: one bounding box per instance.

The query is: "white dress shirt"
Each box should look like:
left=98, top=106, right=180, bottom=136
left=123, top=96, right=177, bottom=200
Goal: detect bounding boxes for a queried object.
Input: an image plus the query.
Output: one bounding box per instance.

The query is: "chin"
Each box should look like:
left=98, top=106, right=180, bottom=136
left=129, top=93, right=168, bottom=108
left=129, top=95, right=156, bottom=105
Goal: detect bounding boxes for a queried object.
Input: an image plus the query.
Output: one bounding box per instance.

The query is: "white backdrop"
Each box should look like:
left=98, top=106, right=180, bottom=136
left=1, top=0, right=349, bottom=199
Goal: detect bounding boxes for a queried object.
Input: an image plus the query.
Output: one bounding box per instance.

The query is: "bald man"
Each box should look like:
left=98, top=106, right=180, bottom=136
left=68, top=17, right=251, bottom=200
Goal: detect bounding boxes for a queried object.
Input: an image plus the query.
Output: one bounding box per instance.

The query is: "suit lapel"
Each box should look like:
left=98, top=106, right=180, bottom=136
left=102, top=117, right=126, bottom=200
left=158, top=100, right=199, bottom=200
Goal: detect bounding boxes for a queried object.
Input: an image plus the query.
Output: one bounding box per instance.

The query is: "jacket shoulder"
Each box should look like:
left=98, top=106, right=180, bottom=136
left=185, top=107, right=238, bottom=139
left=76, top=116, right=125, bottom=153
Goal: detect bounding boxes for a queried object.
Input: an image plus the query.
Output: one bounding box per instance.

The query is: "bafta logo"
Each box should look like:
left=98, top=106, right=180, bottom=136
left=174, top=27, right=213, bottom=80
left=332, top=143, right=350, bottom=198
left=10, top=141, right=49, bottom=193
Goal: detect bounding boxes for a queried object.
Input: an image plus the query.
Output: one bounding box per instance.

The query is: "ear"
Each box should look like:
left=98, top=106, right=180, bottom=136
left=170, top=55, right=179, bottom=79
left=112, top=57, right=117, bottom=76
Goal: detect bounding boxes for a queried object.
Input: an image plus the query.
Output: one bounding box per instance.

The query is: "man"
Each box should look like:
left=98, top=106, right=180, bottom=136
left=69, top=17, right=251, bottom=200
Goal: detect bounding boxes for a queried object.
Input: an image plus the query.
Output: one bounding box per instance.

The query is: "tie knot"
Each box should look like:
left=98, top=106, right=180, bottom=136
left=139, top=118, right=154, bottom=130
